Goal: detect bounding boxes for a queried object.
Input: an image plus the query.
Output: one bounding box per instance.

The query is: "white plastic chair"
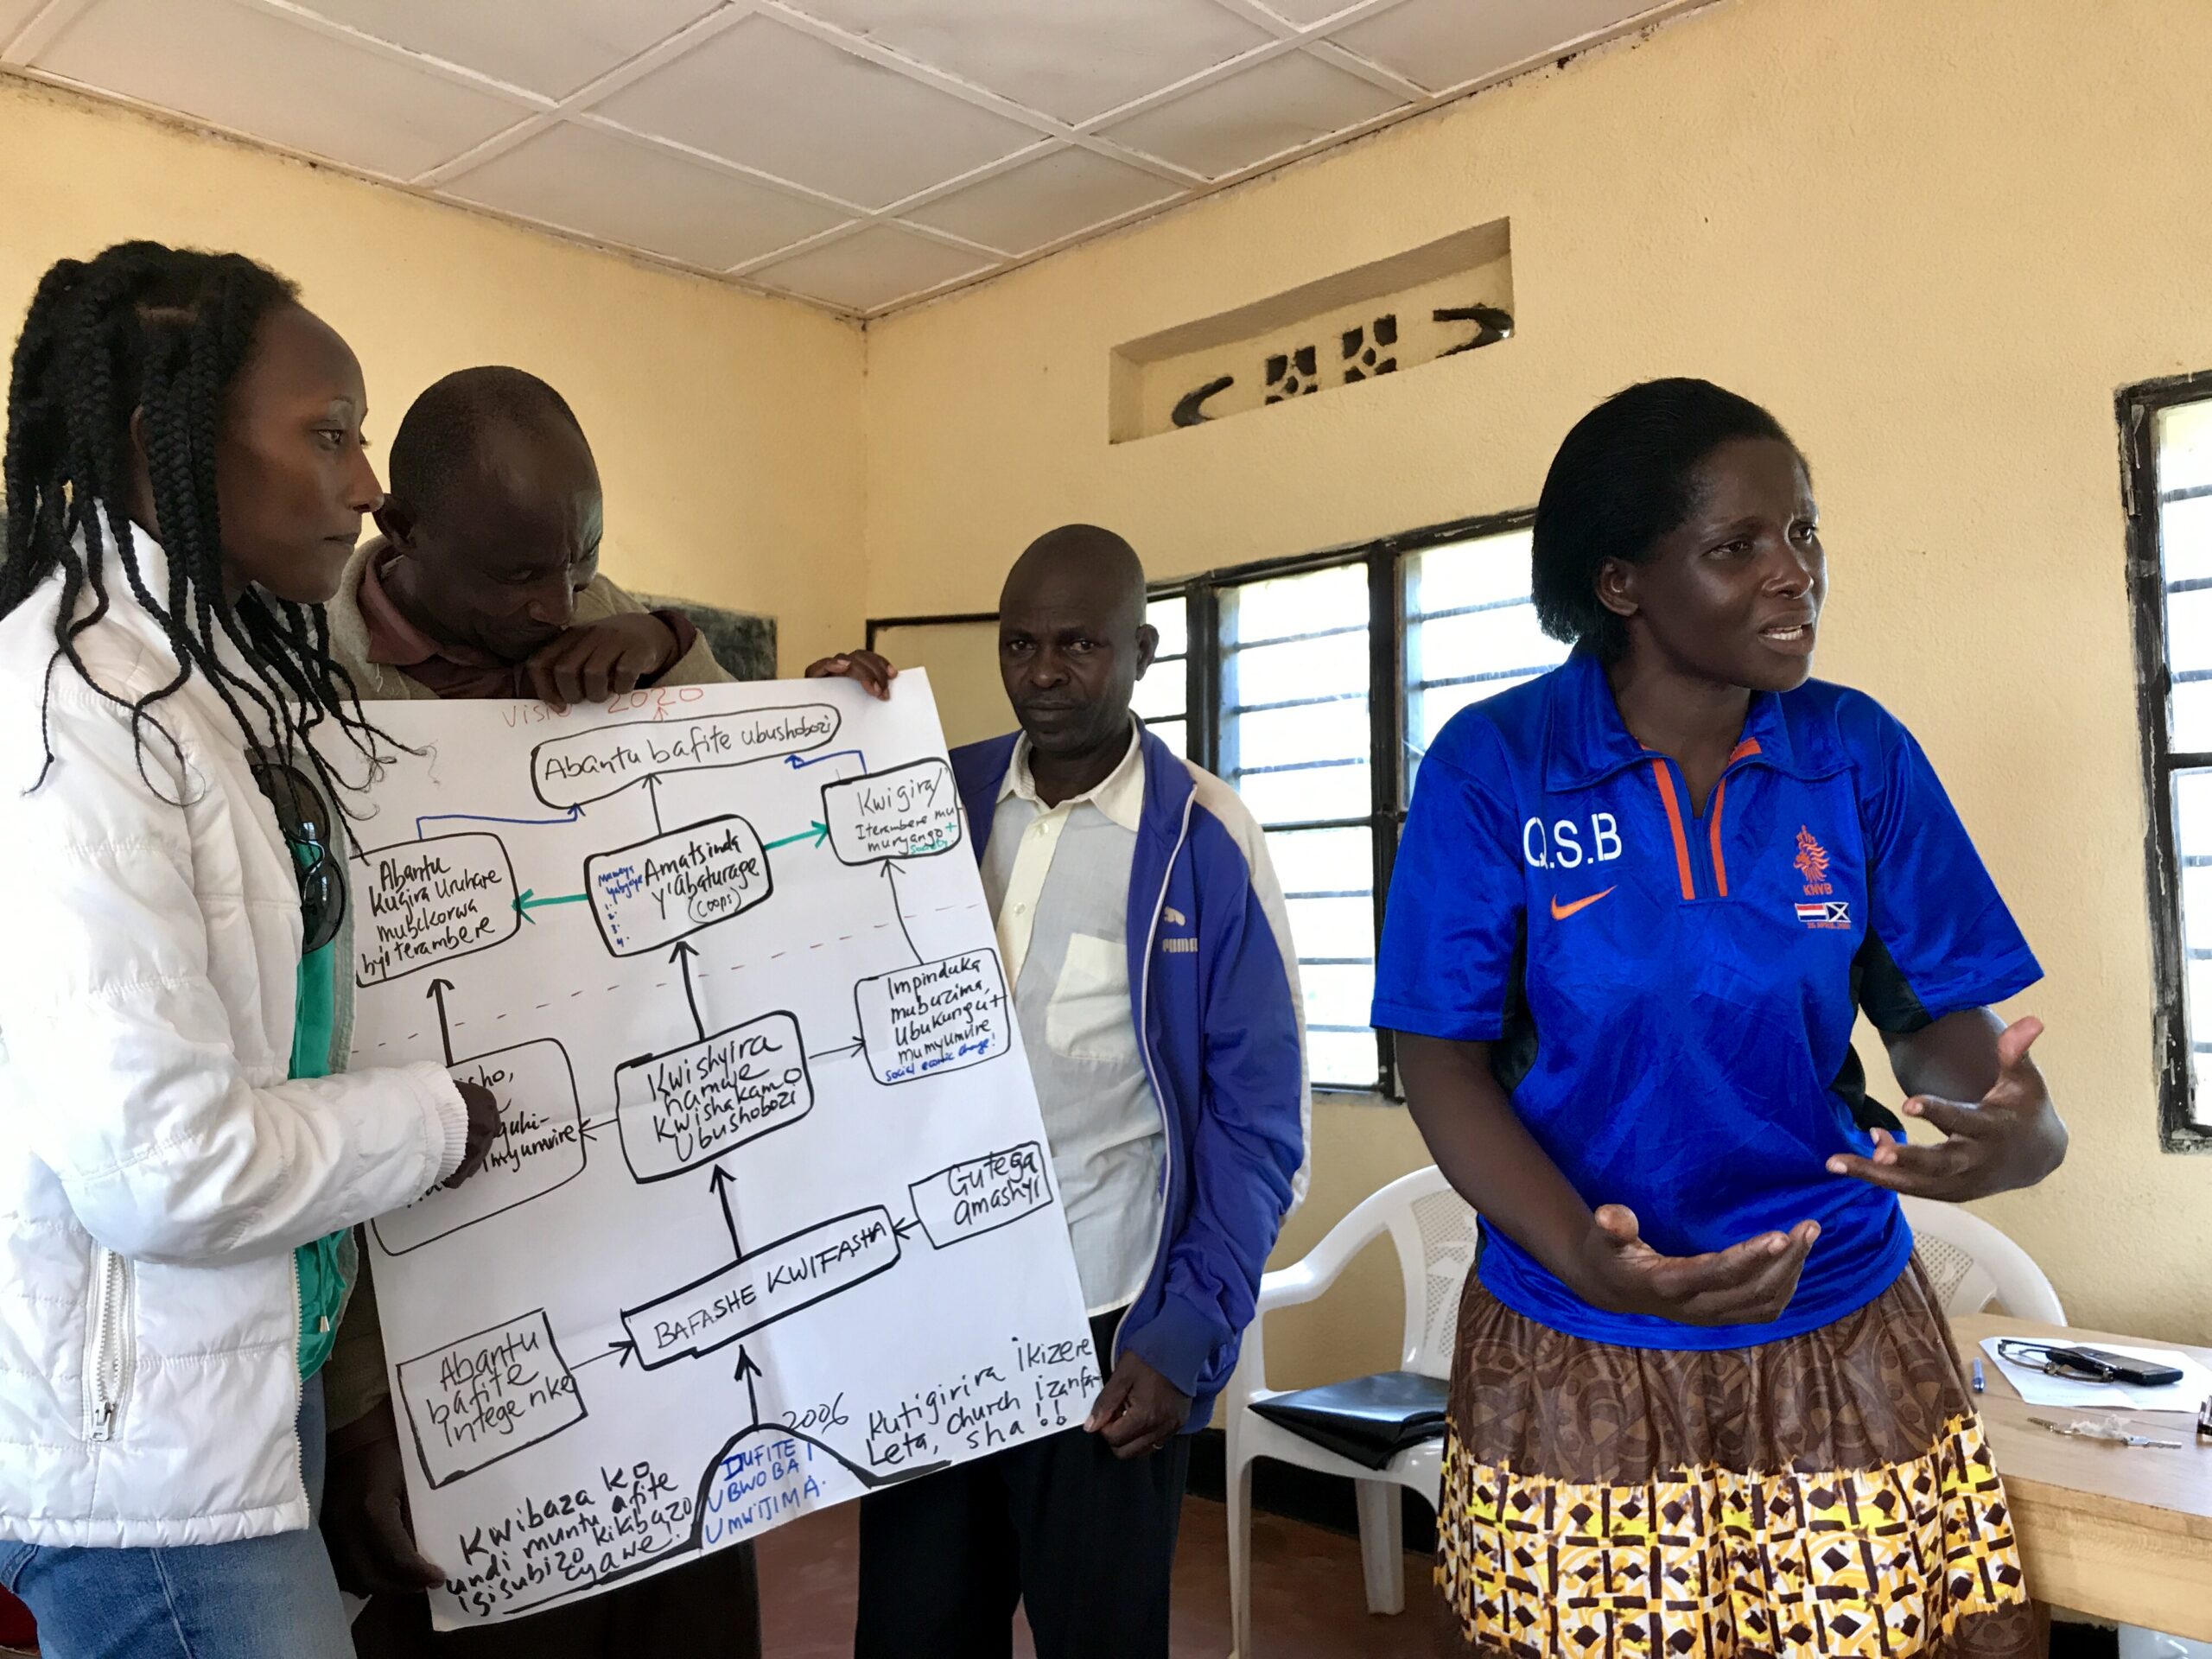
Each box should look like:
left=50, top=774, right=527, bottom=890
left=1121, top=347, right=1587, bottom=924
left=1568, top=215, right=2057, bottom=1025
left=1898, top=1194, right=2065, bottom=1322
left=1224, top=1165, right=1477, bottom=1659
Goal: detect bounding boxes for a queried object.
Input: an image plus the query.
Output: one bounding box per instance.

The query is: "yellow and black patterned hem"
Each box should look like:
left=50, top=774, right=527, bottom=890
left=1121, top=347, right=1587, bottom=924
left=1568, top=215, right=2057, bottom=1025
left=1435, top=1413, right=2031, bottom=1659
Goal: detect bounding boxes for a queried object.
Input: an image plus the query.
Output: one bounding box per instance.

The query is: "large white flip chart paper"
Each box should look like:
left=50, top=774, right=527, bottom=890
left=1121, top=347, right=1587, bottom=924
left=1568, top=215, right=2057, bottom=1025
left=343, top=673, right=1096, bottom=1628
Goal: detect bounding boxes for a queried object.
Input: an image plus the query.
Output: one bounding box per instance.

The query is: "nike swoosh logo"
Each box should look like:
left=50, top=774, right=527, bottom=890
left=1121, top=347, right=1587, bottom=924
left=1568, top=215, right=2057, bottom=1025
left=1549, top=887, right=1617, bottom=921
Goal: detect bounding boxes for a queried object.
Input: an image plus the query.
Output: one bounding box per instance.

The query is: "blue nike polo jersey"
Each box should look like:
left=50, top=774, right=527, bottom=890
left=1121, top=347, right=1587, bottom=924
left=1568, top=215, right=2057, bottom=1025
left=1373, top=648, right=2041, bottom=1350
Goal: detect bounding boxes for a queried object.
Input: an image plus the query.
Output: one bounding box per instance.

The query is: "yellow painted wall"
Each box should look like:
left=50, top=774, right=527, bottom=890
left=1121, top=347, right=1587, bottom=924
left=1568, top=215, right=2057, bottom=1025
left=0, top=78, right=867, bottom=673
left=14, top=0, right=2212, bottom=1395
left=861, top=0, right=2212, bottom=1387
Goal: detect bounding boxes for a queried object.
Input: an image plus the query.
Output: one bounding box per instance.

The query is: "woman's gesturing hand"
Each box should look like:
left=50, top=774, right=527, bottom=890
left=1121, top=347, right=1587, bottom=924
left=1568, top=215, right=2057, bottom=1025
left=1574, top=1204, right=1820, bottom=1326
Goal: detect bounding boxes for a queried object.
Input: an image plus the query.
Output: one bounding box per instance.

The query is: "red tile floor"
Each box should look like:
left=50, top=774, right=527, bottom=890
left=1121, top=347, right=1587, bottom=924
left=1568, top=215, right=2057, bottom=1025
left=756, top=1495, right=1440, bottom=1658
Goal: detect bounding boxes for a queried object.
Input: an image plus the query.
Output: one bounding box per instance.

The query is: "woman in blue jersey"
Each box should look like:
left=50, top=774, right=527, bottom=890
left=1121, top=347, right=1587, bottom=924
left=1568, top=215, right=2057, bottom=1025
left=1375, top=378, right=2063, bottom=1657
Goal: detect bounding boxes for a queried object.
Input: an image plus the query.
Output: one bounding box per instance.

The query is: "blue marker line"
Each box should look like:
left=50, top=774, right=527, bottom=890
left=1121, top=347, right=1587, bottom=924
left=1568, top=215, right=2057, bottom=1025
left=415, top=804, right=583, bottom=838
left=785, top=749, right=865, bottom=772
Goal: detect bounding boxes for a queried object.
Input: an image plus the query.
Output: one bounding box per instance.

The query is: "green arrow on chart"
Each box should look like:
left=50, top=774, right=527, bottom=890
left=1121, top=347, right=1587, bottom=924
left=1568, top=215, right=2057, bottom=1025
left=514, top=888, right=588, bottom=921
left=763, top=821, right=830, bottom=851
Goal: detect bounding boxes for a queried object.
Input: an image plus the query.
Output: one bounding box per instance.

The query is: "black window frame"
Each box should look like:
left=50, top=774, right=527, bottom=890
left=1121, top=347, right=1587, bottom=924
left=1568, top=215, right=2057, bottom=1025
left=870, top=505, right=1540, bottom=1100
left=2120, top=367, right=2212, bottom=1154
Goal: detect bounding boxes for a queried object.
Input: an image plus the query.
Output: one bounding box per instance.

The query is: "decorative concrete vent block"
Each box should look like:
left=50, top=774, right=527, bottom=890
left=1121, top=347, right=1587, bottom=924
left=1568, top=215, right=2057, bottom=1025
left=1109, top=219, right=1513, bottom=442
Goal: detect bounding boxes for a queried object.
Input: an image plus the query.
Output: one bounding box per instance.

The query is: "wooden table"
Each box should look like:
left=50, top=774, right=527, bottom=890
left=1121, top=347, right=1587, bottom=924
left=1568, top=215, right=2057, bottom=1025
left=1953, top=1314, right=2212, bottom=1639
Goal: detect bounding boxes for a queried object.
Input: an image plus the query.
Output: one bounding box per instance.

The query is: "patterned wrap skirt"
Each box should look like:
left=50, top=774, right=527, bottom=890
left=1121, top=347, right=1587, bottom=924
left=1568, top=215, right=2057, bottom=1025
left=1433, top=1259, right=2039, bottom=1658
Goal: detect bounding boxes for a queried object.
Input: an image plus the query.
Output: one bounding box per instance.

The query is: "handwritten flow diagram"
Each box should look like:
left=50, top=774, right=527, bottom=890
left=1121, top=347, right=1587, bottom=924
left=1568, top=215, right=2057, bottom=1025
left=346, top=676, right=1096, bottom=1627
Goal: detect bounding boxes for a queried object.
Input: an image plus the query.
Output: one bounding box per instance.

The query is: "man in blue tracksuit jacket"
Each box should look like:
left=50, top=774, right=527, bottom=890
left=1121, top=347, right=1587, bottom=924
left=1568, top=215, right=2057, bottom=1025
left=855, top=524, right=1309, bottom=1659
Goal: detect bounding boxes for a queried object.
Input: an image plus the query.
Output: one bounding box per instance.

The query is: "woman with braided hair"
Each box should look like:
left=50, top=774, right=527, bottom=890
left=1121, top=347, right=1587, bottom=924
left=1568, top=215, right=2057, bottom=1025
left=0, top=242, right=504, bottom=1657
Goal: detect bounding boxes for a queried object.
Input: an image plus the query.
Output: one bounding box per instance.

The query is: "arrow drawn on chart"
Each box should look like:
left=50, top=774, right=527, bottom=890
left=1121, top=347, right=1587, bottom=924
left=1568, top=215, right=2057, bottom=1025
left=881, top=863, right=922, bottom=965
left=588, top=1345, right=949, bottom=1600
left=734, top=1344, right=763, bottom=1429
left=415, top=804, right=583, bottom=839
left=785, top=749, right=865, bottom=772
left=709, top=1163, right=742, bottom=1255
left=645, top=773, right=664, bottom=835
left=426, top=978, right=456, bottom=1065
left=763, top=821, right=830, bottom=852
left=893, top=1214, right=922, bottom=1243
left=671, top=940, right=706, bottom=1043
left=806, top=1035, right=866, bottom=1062
left=515, top=888, right=588, bottom=921
left=575, top=1338, right=637, bottom=1371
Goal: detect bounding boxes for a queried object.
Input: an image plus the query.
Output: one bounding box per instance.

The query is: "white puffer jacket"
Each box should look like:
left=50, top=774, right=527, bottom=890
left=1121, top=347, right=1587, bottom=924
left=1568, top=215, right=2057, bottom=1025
left=0, top=543, right=468, bottom=1548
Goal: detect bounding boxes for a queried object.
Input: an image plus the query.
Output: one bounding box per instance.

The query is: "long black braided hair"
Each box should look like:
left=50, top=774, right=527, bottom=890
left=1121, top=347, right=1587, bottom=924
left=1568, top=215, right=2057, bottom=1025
left=0, top=241, right=391, bottom=807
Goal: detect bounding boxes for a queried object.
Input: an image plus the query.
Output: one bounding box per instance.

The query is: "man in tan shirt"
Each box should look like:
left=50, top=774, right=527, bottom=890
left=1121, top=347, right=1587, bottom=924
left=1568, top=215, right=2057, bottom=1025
left=326, top=366, right=734, bottom=707
left=321, top=366, right=892, bottom=1657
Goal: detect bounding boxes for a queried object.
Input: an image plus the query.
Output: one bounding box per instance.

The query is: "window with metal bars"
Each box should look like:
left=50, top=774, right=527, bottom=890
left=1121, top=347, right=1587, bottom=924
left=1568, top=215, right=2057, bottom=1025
left=2120, top=372, right=2212, bottom=1148
left=868, top=510, right=1564, bottom=1096
left=1174, top=512, right=1565, bottom=1095
left=1130, top=595, right=1190, bottom=757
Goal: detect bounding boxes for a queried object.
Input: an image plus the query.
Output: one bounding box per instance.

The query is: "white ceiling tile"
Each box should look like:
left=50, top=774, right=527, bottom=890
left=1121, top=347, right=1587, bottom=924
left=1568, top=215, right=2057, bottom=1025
left=1101, top=48, right=1407, bottom=179
left=594, top=14, right=1042, bottom=210
left=782, top=0, right=1276, bottom=124
left=903, top=146, right=1181, bottom=255
left=35, top=0, right=526, bottom=178
left=17, top=0, right=1698, bottom=315
left=1328, top=0, right=1654, bottom=95
left=293, top=0, right=721, bottom=99
left=1249, top=0, right=1367, bottom=24
left=0, top=0, right=52, bottom=50
left=749, top=224, right=990, bottom=315
left=444, top=123, right=851, bottom=270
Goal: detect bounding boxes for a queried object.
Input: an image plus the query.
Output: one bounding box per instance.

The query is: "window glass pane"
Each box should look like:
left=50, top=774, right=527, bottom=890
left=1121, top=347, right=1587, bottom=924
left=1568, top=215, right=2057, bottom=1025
left=1301, top=963, right=1376, bottom=1030
left=2161, top=494, right=2212, bottom=588
left=2173, top=682, right=2212, bottom=756
left=1229, top=631, right=1370, bottom=704
left=2188, top=957, right=2212, bottom=1048
left=1307, top=1031, right=1382, bottom=1091
left=1135, top=594, right=1192, bottom=734
left=1230, top=700, right=1369, bottom=771
left=1265, top=824, right=1372, bottom=893
left=2174, top=766, right=2212, bottom=1124
left=1414, top=679, right=1546, bottom=756
left=1402, top=531, right=1567, bottom=798
left=1281, top=893, right=1374, bottom=960
left=2163, top=472, right=2212, bottom=753
left=1147, top=594, right=1189, bottom=659
left=1147, top=718, right=1186, bottom=757
left=1130, top=670, right=1184, bottom=722
left=2159, top=406, right=2212, bottom=1127
left=1413, top=603, right=1560, bottom=679
left=1406, top=527, right=1533, bottom=612
left=2162, top=586, right=2212, bottom=677
left=1236, top=761, right=1371, bottom=825
left=2157, top=398, right=2212, bottom=499
left=1222, top=564, right=1372, bottom=828
left=1230, top=563, right=1367, bottom=643
left=1262, top=823, right=1378, bottom=1090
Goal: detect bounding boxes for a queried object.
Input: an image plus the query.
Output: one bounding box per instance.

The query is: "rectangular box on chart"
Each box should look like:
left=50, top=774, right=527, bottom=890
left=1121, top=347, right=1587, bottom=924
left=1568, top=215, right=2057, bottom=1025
left=820, top=760, right=963, bottom=865
left=397, top=1309, right=586, bottom=1490
left=613, top=1012, right=813, bottom=1183
left=374, top=1040, right=585, bottom=1255
left=907, top=1142, right=1052, bottom=1249
left=855, top=950, right=1011, bottom=1086
left=621, top=1206, right=903, bottom=1370
left=531, top=706, right=842, bottom=809
left=586, top=816, right=772, bottom=957
left=354, top=833, right=518, bottom=987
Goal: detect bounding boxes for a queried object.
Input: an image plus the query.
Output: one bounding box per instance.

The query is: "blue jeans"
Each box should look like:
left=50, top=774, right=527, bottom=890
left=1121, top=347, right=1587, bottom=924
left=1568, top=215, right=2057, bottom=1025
left=0, top=1373, right=352, bottom=1659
